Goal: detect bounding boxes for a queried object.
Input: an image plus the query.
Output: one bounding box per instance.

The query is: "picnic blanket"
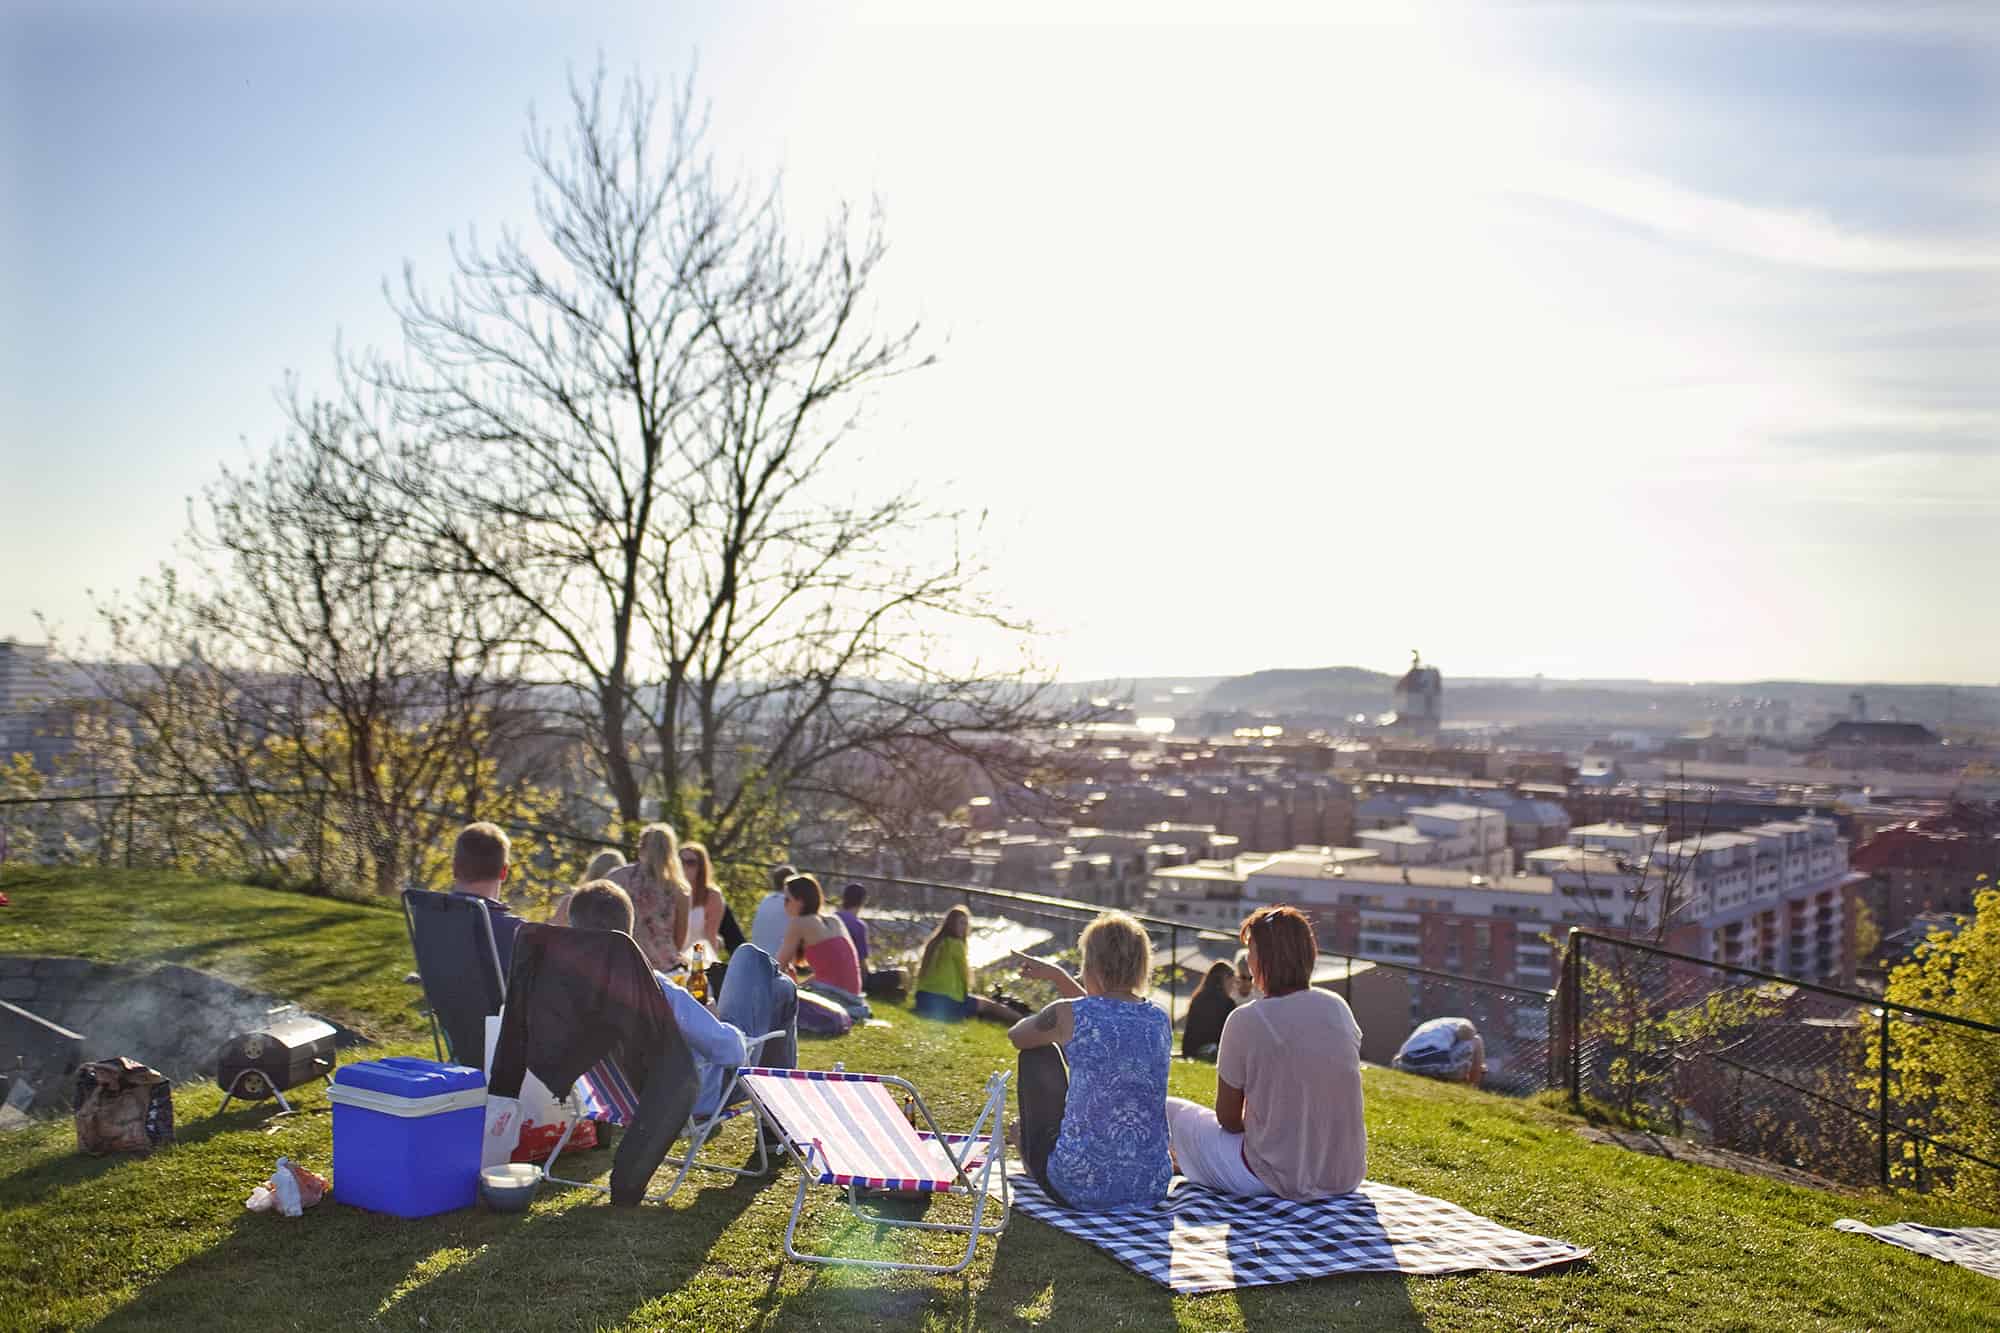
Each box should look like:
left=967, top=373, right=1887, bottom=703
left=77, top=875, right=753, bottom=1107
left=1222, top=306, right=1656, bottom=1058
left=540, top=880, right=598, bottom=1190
left=1834, top=1220, right=2000, bottom=1280
left=1006, top=1174, right=1591, bottom=1294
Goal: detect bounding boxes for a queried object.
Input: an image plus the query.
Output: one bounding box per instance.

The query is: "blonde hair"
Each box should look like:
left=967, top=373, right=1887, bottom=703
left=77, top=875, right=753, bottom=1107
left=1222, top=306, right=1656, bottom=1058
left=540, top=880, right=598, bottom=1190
left=1080, top=911, right=1151, bottom=994
left=632, top=823, right=691, bottom=897
left=584, top=849, right=625, bottom=882
left=919, top=905, right=973, bottom=989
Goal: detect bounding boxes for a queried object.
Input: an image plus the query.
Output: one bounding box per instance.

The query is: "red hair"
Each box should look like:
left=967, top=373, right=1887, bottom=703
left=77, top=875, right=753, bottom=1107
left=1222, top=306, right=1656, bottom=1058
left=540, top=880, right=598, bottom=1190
left=1241, top=905, right=1317, bottom=995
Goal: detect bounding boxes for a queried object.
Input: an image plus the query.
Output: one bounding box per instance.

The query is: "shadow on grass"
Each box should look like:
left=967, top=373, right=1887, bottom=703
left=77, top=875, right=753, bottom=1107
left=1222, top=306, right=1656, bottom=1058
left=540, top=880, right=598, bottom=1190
left=93, top=1142, right=767, bottom=1332
left=0, top=1103, right=294, bottom=1206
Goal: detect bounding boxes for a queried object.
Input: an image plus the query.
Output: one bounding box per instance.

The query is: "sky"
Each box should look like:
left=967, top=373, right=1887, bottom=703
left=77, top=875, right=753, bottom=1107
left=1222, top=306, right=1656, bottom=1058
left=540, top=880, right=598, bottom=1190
left=4, top=1, right=1998, bottom=685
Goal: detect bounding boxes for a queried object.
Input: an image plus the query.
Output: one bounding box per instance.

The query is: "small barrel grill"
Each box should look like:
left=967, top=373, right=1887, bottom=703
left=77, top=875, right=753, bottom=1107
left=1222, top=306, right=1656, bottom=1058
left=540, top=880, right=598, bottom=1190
left=216, top=1010, right=339, bottom=1115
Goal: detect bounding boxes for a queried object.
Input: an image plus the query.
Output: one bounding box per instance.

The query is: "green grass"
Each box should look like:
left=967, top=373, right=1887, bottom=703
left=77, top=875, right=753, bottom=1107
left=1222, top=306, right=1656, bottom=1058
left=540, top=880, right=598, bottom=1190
left=3, top=867, right=1999, bottom=1331
left=0, top=867, right=425, bottom=1041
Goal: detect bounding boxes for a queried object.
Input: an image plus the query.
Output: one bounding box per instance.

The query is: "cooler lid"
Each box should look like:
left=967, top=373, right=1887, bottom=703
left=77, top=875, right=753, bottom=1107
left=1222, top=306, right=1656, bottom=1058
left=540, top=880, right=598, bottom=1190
left=333, top=1056, right=483, bottom=1098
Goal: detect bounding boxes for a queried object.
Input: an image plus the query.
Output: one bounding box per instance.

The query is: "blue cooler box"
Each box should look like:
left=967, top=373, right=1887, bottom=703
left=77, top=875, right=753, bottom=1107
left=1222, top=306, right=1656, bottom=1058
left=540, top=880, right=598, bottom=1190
left=330, top=1057, right=486, bottom=1217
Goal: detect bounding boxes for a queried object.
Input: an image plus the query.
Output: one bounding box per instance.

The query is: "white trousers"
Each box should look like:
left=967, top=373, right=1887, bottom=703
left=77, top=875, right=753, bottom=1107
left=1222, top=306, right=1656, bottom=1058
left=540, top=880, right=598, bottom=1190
left=1165, top=1096, right=1268, bottom=1196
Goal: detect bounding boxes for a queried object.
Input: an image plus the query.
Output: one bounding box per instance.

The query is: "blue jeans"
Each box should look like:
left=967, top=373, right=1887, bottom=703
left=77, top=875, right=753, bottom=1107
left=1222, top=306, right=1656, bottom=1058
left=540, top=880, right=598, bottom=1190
left=913, top=990, right=976, bottom=1022
left=697, top=944, right=797, bottom=1116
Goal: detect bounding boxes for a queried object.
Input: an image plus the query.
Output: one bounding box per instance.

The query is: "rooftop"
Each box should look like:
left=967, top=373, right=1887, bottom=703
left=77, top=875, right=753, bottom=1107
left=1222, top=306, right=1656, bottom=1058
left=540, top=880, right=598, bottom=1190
left=1357, top=826, right=1436, bottom=846
left=1571, top=822, right=1665, bottom=840
left=1406, top=802, right=1497, bottom=822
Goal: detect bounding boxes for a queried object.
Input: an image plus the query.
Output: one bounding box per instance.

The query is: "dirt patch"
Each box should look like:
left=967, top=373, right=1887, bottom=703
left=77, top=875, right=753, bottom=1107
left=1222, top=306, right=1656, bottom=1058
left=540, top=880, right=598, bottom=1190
left=1574, top=1124, right=1858, bottom=1194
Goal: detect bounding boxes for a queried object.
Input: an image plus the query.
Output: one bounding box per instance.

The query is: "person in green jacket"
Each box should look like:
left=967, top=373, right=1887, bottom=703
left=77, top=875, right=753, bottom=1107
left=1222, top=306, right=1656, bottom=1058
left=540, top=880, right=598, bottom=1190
left=912, top=906, right=1016, bottom=1022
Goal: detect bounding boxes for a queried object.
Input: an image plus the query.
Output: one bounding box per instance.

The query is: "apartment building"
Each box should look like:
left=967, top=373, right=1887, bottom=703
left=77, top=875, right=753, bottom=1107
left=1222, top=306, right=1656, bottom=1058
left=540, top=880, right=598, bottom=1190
left=1147, top=847, right=1559, bottom=988
left=1354, top=803, right=1513, bottom=877
left=1525, top=817, right=1858, bottom=982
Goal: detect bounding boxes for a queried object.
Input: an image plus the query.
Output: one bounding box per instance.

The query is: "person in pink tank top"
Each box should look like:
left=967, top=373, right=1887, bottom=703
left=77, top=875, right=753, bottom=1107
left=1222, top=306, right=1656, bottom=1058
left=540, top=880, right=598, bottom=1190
left=775, top=874, right=862, bottom=995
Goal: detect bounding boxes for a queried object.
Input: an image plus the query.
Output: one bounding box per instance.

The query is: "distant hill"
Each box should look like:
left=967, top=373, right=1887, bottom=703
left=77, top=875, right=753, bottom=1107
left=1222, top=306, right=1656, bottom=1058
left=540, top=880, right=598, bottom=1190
left=1201, top=666, right=1396, bottom=717
left=1099, top=665, right=2000, bottom=735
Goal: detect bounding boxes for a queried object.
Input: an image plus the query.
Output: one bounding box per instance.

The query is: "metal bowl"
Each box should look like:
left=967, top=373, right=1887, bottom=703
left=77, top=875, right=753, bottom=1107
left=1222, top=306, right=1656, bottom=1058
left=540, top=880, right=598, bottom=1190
left=478, top=1163, right=541, bottom=1213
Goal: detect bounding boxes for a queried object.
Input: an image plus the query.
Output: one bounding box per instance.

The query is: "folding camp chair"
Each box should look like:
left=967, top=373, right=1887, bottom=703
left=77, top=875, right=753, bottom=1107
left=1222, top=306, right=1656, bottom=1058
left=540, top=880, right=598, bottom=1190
left=539, top=1033, right=786, bottom=1203
left=401, top=889, right=505, bottom=1065
left=738, top=1064, right=1011, bottom=1275
left=490, top=923, right=785, bottom=1205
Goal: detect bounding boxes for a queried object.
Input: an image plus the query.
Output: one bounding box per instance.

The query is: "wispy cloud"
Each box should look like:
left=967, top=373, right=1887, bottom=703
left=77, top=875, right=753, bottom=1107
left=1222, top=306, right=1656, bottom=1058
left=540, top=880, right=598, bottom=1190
left=1551, top=0, right=2000, bottom=41
left=1508, top=163, right=2000, bottom=271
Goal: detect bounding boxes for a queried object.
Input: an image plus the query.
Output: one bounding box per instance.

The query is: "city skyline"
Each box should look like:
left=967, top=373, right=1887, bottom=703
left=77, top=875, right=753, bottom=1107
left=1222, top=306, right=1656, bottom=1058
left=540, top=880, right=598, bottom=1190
left=6, top=2, right=1998, bottom=684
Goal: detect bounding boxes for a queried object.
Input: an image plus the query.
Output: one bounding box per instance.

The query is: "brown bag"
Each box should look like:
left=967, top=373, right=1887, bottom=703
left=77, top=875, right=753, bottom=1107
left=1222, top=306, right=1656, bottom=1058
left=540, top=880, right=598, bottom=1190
left=74, top=1058, right=175, bottom=1155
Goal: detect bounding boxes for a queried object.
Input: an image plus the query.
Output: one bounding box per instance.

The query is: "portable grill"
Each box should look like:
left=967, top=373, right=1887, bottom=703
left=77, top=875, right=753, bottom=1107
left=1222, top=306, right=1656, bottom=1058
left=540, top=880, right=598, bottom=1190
left=215, top=1009, right=339, bottom=1115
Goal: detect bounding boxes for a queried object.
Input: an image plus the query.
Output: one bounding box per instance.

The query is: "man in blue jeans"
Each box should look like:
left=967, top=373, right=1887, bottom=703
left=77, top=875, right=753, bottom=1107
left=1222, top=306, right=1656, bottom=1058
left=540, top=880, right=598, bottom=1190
left=567, top=881, right=797, bottom=1120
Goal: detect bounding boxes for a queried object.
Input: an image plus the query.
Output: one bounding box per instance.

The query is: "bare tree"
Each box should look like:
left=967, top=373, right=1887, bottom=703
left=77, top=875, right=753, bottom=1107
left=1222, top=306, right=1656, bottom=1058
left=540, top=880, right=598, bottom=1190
left=356, top=67, right=1080, bottom=848
left=80, top=394, right=542, bottom=894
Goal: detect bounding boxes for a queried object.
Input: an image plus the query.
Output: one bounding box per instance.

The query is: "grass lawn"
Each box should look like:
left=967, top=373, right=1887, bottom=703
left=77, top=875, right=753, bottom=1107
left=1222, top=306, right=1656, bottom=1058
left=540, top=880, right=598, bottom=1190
left=4, top=867, right=1999, bottom=1331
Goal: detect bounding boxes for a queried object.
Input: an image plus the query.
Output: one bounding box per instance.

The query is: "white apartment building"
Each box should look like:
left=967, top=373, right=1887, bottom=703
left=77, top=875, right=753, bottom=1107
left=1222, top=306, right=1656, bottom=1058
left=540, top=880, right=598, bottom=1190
left=1147, top=845, right=1560, bottom=1001
left=1524, top=817, right=1856, bottom=981
left=1353, top=803, right=1512, bottom=877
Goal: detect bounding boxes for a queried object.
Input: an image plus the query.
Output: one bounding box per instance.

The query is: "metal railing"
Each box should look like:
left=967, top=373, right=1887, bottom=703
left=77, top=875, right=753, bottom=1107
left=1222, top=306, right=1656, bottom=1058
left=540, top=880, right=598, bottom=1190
left=1556, top=928, right=2000, bottom=1195
left=741, top=858, right=1556, bottom=1094
left=2, top=786, right=1557, bottom=1092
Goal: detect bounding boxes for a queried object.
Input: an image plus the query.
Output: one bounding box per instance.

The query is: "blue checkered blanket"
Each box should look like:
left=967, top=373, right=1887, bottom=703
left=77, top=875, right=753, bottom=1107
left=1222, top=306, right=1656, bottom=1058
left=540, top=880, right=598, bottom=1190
left=1007, top=1174, right=1591, bottom=1294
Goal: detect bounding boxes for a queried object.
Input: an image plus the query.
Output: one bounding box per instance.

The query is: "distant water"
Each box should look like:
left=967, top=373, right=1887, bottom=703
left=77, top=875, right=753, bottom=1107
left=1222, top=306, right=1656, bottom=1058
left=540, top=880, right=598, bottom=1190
left=864, top=909, right=1056, bottom=970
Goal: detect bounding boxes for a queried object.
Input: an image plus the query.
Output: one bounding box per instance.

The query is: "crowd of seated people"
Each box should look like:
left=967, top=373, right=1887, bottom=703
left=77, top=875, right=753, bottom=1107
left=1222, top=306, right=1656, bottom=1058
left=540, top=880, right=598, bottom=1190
left=564, top=878, right=796, bottom=1118
left=450, top=823, right=1366, bottom=1209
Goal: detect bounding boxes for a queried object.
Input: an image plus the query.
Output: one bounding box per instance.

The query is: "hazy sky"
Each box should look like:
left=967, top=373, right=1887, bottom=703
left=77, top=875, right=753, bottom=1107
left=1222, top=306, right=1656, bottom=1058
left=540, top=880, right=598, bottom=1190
left=5, top=1, right=1998, bottom=684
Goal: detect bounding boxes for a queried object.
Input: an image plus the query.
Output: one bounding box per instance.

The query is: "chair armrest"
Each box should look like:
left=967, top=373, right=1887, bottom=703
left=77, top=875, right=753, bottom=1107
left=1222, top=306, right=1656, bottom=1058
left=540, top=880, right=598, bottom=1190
left=743, top=1029, right=787, bottom=1058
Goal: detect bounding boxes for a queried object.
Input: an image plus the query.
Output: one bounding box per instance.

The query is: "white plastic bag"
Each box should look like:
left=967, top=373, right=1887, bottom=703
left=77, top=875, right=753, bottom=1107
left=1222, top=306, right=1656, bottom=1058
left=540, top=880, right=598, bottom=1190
left=479, top=1016, right=578, bottom=1168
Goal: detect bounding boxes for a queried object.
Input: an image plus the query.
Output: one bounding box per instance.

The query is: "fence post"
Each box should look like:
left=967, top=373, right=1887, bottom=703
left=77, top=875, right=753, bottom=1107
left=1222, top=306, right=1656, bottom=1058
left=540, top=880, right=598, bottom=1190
left=123, top=794, right=135, bottom=869
left=1343, top=953, right=1354, bottom=1004
left=1567, top=933, right=1583, bottom=1106
left=1169, top=925, right=1180, bottom=1027
left=1878, top=1006, right=1891, bottom=1189
left=311, top=788, right=328, bottom=890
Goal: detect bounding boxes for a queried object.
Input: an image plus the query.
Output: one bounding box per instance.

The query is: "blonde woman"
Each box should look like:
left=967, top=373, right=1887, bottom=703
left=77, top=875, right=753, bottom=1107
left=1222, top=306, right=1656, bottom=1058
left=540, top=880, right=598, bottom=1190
left=1008, top=912, right=1172, bottom=1210
left=606, top=824, right=691, bottom=966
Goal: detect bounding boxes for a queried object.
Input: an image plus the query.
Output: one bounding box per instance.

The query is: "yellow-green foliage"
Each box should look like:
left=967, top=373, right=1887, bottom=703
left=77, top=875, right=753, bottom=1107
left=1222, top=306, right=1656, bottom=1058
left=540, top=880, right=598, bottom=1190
left=1878, top=884, right=2000, bottom=1206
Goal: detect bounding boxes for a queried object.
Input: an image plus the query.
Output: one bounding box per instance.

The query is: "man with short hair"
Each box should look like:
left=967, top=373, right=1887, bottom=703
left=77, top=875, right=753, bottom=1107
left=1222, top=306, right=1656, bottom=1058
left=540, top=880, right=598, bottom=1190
left=452, top=821, right=527, bottom=975
left=568, top=879, right=797, bottom=1118
left=749, top=862, right=795, bottom=959
left=835, top=882, right=871, bottom=968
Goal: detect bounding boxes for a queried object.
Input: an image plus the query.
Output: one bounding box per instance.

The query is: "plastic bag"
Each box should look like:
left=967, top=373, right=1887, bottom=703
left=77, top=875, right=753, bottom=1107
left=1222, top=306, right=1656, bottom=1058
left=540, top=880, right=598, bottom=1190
left=245, top=1157, right=330, bottom=1215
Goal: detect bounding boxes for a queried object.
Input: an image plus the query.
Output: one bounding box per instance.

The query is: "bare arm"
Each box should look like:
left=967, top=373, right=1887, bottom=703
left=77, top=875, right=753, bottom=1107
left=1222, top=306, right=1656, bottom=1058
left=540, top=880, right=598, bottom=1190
left=1008, top=999, right=1074, bottom=1051
left=1215, top=1078, right=1247, bottom=1134
left=776, top=919, right=805, bottom=973
left=1011, top=951, right=1086, bottom=999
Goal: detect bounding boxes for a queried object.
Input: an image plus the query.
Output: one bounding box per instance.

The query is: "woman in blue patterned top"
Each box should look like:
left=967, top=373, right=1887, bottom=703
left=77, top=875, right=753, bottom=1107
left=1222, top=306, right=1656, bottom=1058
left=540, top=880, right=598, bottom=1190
left=1007, top=912, right=1172, bottom=1210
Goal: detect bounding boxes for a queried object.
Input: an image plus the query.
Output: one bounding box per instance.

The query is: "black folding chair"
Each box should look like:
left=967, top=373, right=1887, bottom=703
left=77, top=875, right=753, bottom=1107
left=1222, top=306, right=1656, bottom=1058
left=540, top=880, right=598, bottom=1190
left=401, top=889, right=506, bottom=1066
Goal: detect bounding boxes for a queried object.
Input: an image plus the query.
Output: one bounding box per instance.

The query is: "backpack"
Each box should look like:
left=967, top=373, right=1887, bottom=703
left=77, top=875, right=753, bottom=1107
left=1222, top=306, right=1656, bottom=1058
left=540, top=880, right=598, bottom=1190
left=74, top=1058, right=174, bottom=1154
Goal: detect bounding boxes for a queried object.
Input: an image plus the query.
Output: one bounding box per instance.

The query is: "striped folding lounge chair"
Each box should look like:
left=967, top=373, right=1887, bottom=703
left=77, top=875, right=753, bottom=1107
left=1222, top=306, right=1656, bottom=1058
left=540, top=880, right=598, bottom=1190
left=540, top=1030, right=787, bottom=1203
left=738, top=1064, right=1010, bottom=1275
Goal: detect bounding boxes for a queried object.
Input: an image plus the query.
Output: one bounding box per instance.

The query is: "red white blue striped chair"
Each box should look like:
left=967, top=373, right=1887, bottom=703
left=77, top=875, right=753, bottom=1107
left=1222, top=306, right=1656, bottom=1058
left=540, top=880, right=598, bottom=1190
left=540, top=1030, right=786, bottom=1203
left=738, top=1064, right=1011, bottom=1275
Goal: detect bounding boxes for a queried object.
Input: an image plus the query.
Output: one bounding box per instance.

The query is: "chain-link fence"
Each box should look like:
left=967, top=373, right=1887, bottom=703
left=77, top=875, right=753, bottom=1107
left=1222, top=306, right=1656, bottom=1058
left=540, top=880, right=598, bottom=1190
left=1556, top=929, right=2000, bottom=1196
